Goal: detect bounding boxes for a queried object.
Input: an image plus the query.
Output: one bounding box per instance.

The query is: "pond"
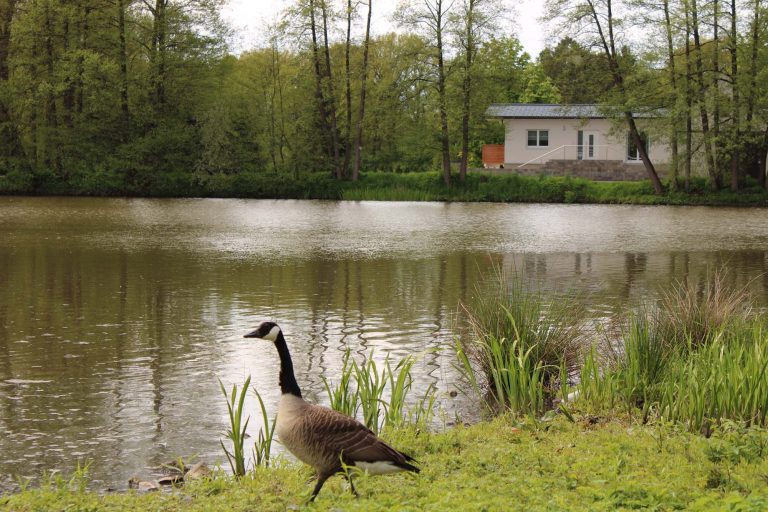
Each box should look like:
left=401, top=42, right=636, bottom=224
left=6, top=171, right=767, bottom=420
left=1, top=197, right=768, bottom=490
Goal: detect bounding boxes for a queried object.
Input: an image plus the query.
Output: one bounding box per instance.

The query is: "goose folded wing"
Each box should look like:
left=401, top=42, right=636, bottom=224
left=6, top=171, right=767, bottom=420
left=310, top=408, right=413, bottom=465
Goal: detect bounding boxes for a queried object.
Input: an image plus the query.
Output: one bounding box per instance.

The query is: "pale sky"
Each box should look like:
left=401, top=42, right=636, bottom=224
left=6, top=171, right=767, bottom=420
left=223, top=0, right=548, bottom=59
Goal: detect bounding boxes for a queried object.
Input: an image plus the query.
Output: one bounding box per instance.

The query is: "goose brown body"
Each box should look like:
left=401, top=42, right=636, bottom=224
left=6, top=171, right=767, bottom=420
left=244, top=322, right=419, bottom=501
left=277, top=393, right=418, bottom=476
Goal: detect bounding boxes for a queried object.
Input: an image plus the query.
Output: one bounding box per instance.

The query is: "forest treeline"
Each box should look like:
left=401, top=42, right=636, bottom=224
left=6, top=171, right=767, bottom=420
left=0, top=0, right=765, bottom=196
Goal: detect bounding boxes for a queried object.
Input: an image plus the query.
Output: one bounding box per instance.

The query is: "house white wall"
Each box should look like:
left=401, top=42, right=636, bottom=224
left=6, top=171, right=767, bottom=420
left=503, top=118, right=670, bottom=166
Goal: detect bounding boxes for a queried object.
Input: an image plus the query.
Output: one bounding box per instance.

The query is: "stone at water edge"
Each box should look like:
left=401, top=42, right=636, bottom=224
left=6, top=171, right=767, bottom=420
left=128, top=476, right=160, bottom=492
left=184, top=462, right=211, bottom=480
left=157, top=474, right=184, bottom=486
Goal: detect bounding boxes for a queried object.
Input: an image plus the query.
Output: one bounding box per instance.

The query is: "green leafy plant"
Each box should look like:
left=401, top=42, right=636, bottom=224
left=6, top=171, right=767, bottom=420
left=321, top=350, right=359, bottom=418
left=219, top=376, right=251, bottom=477
left=252, top=388, right=276, bottom=468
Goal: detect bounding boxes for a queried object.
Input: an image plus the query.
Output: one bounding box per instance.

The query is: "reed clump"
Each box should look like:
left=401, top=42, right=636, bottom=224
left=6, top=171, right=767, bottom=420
left=577, top=275, right=766, bottom=432
left=456, top=267, right=768, bottom=434
left=656, top=271, right=753, bottom=349
left=456, top=269, right=587, bottom=415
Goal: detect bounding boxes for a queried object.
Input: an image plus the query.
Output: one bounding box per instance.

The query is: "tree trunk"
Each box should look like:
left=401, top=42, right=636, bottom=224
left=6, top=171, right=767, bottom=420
left=153, top=0, right=167, bottom=107
left=459, top=0, right=475, bottom=183
left=436, top=0, right=451, bottom=186
left=663, top=0, right=679, bottom=190
left=352, top=0, right=372, bottom=182
left=0, top=0, right=15, bottom=82
left=43, top=2, right=61, bottom=174
left=748, top=2, right=764, bottom=188
left=320, top=1, right=342, bottom=179
left=0, top=0, right=21, bottom=160
left=308, top=0, right=333, bottom=173
left=117, top=0, right=130, bottom=140
left=684, top=3, right=693, bottom=191
left=587, top=0, right=662, bottom=193
left=342, top=0, right=352, bottom=179
left=76, top=4, right=89, bottom=116
left=273, top=38, right=291, bottom=166
left=746, top=0, right=760, bottom=129
left=728, top=0, right=739, bottom=192
left=712, top=1, right=721, bottom=182
left=691, top=0, right=718, bottom=190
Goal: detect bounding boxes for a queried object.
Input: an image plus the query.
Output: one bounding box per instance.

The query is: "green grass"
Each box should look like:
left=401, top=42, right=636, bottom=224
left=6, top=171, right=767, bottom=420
left=3, top=169, right=768, bottom=205
left=4, top=416, right=768, bottom=511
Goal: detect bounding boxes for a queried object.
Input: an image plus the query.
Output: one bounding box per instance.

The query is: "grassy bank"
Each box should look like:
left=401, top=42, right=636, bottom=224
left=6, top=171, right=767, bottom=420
left=3, top=417, right=768, bottom=511
left=2, top=170, right=768, bottom=206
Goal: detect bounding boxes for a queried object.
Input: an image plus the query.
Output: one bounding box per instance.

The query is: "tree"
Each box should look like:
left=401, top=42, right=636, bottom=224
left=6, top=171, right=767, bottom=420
left=396, top=0, right=454, bottom=185
left=0, top=0, right=21, bottom=170
left=519, top=63, right=562, bottom=103
left=453, top=0, right=500, bottom=181
left=538, top=37, right=613, bottom=103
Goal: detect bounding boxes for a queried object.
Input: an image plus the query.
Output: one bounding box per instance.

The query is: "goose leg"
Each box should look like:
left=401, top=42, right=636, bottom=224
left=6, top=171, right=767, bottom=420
left=345, top=474, right=358, bottom=497
left=309, top=472, right=333, bottom=502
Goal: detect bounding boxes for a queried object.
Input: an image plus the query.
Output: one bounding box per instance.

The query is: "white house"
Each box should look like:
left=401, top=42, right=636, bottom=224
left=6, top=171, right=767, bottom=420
left=484, top=104, right=670, bottom=179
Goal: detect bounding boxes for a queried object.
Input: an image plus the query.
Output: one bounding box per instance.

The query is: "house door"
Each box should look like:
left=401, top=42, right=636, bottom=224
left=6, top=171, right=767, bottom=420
left=583, top=131, right=598, bottom=160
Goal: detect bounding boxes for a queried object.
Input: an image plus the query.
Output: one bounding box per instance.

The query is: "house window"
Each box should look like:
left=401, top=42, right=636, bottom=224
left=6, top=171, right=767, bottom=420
left=627, top=132, right=649, bottom=161
left=527, top=130, right=549, bottom=148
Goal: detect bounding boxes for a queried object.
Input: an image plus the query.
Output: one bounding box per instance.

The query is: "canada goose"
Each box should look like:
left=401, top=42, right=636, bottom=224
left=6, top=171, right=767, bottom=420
left=244, top=321, right=420, bottom=501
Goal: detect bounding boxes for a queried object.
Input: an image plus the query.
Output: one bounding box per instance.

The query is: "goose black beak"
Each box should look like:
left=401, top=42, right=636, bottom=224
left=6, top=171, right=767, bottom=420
left=244, top=330, right=262, bottom=339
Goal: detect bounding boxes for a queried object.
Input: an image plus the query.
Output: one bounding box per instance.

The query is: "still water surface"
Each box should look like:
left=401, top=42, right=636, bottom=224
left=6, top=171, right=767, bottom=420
left=1, top=197, right=768, bottom=490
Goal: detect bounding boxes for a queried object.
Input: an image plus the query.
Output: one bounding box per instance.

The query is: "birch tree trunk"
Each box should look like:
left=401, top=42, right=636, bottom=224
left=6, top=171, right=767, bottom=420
left=459, top=0, right=476, bottom=183
left=352, top=0, right=372, bottom=182
left=662, top=0, right=679, bottom=189
left=320, top=1, right=342, bottom=179
left=691, top=0, right=719, bottom=190
left=436, top=0, right=451, bottom=186
left=728, top=0, right=739, bottom=191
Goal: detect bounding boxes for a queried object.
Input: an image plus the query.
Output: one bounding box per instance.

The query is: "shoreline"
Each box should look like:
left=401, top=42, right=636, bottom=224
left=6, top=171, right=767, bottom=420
left=2, top=171, right=768, bottom=207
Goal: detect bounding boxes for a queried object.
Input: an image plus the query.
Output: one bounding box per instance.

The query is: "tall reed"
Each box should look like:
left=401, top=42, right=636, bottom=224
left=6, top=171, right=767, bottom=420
left=321, top=350, right=359, bottom=418
left=657, top=322, right=768, bottom=432
left=355, top=356, right=388, bottom=434
left=383, top=356, right=415, bottom=429
left=324, top=350, right=437, bottom=433
left=657, top=271, right=752, bottom=349
left=251, top=388, right=276, bottom=468
left=219, top=376, right=251, bottom=477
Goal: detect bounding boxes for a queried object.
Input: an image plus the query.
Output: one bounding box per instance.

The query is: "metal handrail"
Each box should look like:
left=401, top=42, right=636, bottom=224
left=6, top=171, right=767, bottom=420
left=516, top=144, right=621, bottom=168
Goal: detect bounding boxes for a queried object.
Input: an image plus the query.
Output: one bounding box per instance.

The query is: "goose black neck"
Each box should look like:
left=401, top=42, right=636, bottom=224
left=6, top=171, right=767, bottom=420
left=275, top=332, right=302, bottom=397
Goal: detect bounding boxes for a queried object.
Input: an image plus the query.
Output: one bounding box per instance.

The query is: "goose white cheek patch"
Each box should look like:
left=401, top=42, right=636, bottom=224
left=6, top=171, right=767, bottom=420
left=263, top=325, right=281, bottom=342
